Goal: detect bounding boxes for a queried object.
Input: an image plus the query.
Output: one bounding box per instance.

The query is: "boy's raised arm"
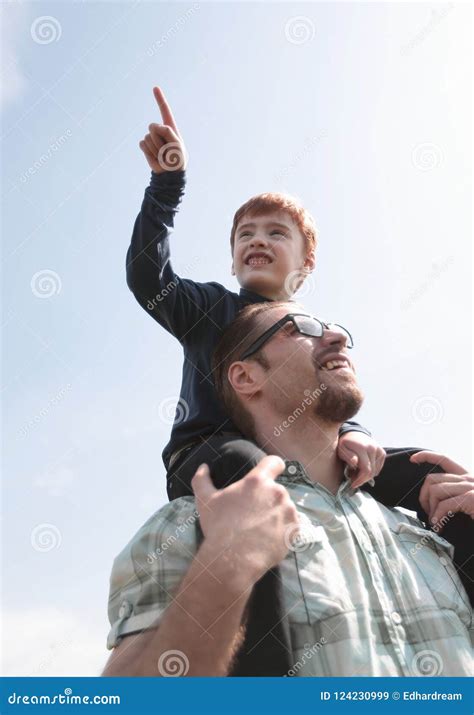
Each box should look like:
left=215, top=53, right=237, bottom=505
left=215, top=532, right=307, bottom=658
left=126, top=87, right=220, bottom=341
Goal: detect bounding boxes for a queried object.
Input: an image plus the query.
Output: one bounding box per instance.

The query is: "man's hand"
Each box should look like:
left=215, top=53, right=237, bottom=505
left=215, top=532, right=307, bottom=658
left=139, top=86, right=187, bottom=174
left=410, top=451, right=474, bottom=526
left=337, top=432, right=386, bottom=489
left=192, top=456, right=299, bottom=586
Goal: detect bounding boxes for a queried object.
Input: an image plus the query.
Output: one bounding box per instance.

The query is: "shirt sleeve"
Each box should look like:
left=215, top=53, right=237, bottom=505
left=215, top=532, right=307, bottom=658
left=338, top=421, right=371, bottom=437
left=106, top=497, right=201, bottom=649
left=126, top=170, right=227, bottom=342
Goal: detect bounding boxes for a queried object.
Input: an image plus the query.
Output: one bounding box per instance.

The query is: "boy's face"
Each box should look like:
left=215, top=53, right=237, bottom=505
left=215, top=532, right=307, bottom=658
left=231, top=210, right=315, bottom=300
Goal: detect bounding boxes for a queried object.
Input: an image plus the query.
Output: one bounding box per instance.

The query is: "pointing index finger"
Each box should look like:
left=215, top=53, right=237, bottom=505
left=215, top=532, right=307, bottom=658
left=153, top=86, right=179, bottom=133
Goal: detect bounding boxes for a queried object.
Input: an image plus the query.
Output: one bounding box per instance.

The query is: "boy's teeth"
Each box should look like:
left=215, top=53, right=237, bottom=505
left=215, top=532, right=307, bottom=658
left=249, top=257, right=270, bottom=265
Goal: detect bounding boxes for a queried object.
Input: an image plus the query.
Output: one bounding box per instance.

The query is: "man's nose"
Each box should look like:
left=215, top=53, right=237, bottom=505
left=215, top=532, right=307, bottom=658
left=318, top=328, right=348, bottom=349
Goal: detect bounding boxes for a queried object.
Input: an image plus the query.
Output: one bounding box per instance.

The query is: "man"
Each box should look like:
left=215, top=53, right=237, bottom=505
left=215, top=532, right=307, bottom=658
left=103, top=302, right=473, bottom=677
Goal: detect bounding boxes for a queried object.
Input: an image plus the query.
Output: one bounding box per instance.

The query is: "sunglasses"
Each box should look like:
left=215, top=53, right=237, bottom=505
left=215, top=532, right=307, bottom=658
left=240, top=313, right=354, bottom=361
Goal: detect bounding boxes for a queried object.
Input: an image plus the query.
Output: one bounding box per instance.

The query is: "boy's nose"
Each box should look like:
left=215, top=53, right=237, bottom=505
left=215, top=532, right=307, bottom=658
left=249, top=234, right=268, bottom=248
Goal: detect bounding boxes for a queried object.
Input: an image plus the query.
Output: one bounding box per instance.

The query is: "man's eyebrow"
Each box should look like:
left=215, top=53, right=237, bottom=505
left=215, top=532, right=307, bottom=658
left=237, top=221, right=291, bottom=232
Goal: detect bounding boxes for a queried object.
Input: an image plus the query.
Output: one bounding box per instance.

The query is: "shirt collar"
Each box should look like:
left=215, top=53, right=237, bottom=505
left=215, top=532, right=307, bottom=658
left=277, top=459, right=355, bottom=497
left=238, top=287, right=296, bottom=304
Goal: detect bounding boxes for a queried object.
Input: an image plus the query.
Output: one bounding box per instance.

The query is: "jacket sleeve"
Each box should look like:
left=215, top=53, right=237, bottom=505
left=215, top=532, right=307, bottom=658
left=126, top=170, right=224, bottom=342
left=338, top=421, right=371, bottom=437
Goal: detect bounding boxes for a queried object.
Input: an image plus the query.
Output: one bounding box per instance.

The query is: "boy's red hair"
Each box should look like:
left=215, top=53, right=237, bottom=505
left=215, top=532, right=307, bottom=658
left=230, top=192, right=317, bottom=256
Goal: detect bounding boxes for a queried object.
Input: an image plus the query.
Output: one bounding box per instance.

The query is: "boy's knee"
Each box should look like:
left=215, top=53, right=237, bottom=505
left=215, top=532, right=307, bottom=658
left=212, top=439, right=267, bottom=489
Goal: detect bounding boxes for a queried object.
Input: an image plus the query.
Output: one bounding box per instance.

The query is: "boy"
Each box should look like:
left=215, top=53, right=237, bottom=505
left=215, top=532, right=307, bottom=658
left=129, top=86, right=385, bottom=501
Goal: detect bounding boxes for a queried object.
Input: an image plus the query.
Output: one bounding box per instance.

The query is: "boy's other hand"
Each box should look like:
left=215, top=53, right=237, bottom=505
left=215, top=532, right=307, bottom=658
left=410, top=451, right=474, bottom=526
left=139, top=86, right=188, bottom=174
left=337, top=432, right=386, bottom=489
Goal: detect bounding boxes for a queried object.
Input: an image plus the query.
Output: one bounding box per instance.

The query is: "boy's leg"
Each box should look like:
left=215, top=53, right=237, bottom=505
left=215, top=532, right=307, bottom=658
left=166, top=434, right=292, bottom=675
left=167, top=434, right=266, bottom=501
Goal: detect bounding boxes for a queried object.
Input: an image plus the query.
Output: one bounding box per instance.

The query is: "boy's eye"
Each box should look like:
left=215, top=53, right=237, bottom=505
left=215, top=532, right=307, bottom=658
left=270, top=230, right=287, bottom=237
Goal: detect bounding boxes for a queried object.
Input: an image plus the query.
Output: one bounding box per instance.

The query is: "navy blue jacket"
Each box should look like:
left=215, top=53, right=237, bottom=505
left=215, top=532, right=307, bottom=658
left=126, top=170, right=369, bottom=470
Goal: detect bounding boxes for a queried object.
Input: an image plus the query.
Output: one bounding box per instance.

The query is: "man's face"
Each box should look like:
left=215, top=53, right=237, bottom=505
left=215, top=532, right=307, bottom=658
left=248, top=306, right=364, bottom=425
left=232, top=211, right=313, bottom=298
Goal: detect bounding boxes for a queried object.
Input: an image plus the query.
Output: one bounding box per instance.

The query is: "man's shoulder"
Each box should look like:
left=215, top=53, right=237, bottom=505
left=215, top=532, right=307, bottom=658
left=110, top=497, right=201, bottom=593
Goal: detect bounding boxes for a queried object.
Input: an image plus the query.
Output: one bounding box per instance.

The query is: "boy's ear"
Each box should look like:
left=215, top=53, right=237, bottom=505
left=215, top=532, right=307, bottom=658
left=304, top=251, right=316, bottom=273
left=231, top=261, right=235, bottom=276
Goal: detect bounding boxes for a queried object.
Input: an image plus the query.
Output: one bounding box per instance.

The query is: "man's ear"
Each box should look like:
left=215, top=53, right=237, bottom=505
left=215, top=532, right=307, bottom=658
left=228, top=361, right=261, bottom=397
left=304, top=250, right=316, bottom=273
left=231, top=261, right=235, bottom=276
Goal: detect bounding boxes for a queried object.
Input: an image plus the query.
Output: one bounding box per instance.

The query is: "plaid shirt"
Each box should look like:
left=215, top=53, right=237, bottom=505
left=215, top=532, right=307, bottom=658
left=107, top=462, right=473, bottom=676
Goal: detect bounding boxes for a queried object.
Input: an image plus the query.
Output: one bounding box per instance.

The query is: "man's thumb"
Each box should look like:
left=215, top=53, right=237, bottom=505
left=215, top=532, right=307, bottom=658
left=191, top=463, right=215, bottom=500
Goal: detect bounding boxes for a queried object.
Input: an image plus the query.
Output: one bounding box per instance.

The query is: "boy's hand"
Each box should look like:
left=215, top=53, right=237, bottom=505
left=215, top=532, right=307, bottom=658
left=139, top=86, right=188, bottom=174
left=337, top=432, right=386, bottom=489
left=410, top=451, right=474, bottom=526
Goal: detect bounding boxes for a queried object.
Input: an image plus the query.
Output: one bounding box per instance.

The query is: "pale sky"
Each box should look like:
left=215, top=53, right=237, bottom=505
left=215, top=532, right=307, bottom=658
left=1, top=0, right=471, bottom=675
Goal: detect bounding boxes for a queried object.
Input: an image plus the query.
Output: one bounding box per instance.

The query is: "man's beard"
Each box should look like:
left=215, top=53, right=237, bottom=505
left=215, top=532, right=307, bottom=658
left=313, top=377, right=364, bottom=424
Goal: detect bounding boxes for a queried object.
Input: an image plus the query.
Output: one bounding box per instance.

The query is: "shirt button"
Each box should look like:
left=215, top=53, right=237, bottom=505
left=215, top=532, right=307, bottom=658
left=391, top=611, right=402, bottom=625
left=288, top=465, right=297, bottom=475
left=439, top=556, right=449, bottom=566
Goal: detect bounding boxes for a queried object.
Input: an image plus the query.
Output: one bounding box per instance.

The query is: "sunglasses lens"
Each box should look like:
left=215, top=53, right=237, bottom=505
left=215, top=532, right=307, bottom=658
left=294, top=316, right=322, bottom=337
